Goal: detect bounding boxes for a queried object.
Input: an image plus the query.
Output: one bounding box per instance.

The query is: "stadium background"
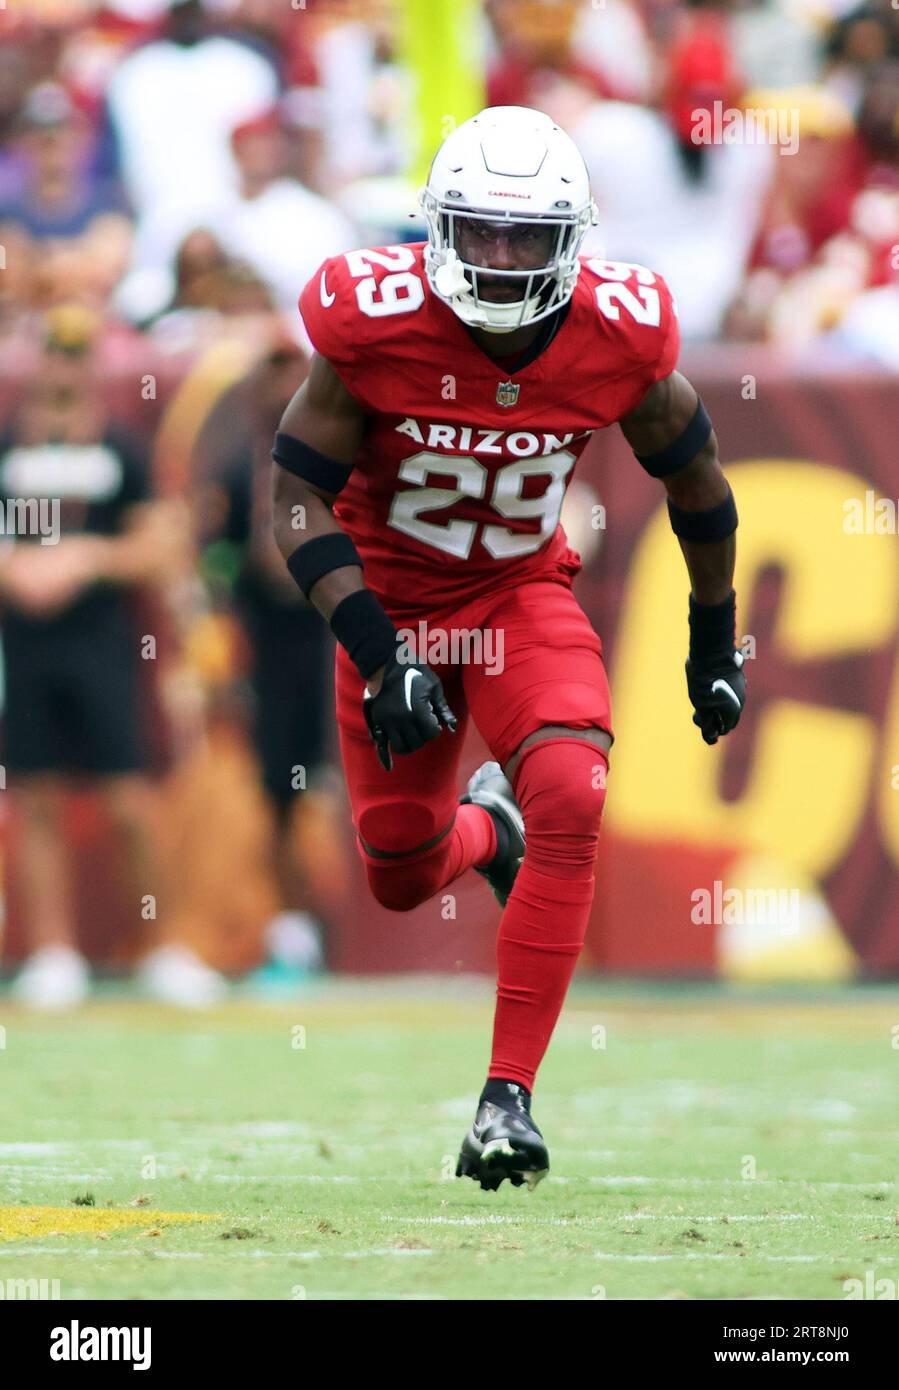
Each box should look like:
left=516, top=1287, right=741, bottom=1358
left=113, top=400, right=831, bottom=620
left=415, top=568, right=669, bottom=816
left=0, top=0, right=897, bottom=990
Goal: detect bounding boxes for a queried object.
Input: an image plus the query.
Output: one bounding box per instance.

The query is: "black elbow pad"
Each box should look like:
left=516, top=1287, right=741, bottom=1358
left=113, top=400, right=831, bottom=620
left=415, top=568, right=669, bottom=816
left=634, top=398, right=712, bottom=478
left=272, top=432, right=353, bottom=494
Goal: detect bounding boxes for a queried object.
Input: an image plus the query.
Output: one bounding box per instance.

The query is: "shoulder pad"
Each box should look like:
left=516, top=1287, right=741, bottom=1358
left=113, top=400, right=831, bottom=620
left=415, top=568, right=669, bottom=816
left=580, top=256, right=679, bottom=379
left=299, top=244, right=427, bottom=369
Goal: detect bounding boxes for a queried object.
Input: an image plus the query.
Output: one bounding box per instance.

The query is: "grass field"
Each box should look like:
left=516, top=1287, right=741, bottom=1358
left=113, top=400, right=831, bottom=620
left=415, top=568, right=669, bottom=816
left=1, top=979, right=897, bottom=1301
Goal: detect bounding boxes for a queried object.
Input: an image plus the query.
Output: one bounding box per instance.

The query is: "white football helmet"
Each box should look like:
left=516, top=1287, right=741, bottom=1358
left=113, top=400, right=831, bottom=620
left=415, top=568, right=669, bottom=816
left=420, top=106, right=597, bottom=333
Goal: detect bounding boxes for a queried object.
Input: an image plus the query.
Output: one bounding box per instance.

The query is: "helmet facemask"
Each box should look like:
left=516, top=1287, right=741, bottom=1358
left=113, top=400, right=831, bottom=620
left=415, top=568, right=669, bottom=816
left=421, top=192, right=595, bottom=333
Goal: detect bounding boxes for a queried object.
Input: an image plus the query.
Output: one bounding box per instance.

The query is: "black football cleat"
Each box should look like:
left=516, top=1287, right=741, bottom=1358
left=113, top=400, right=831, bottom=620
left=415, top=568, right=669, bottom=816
left=456, top=1082, right=549, bottom=1192
left=460, top=761, right=524, bottom=908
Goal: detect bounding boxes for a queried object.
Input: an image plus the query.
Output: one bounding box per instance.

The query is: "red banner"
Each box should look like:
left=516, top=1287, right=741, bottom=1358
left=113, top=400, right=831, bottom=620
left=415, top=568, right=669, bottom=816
left=3, top=342, right=897, bottom=979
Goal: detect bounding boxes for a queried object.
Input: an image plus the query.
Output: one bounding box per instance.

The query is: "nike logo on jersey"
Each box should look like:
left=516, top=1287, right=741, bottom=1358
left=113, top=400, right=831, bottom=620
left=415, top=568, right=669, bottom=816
left=404, top=669, right=422, bottom=711
left=320, top=271, right=336, bottom=308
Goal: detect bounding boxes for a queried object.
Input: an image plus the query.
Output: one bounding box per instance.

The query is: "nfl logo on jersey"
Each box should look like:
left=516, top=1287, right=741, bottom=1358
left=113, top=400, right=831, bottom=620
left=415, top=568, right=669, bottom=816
left=496, top=381, right=520, bottom=407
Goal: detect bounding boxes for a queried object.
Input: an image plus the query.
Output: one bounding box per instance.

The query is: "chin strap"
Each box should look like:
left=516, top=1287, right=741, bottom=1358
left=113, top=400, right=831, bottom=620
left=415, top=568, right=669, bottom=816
left=432, top=247, right=545, bottom=331
left=434, top=248, right=471, bottom=301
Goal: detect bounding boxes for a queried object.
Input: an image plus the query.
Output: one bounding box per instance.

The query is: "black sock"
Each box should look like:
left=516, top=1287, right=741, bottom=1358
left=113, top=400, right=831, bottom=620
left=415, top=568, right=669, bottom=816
left=486, top=809, right=511, bottom=869
left=480, top=1077, right=531, bottom=1112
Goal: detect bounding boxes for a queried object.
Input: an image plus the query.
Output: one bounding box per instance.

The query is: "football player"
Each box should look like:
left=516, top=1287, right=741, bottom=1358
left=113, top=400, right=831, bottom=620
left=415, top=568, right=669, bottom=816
left=271, top=107, right=745, bottom=1190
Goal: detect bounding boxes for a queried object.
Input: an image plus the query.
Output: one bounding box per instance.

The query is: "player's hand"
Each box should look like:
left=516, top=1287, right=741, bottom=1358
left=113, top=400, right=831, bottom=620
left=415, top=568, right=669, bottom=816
left=363, top=651, right=457, bottom=772
left=685, top=648, right=745, bottom=745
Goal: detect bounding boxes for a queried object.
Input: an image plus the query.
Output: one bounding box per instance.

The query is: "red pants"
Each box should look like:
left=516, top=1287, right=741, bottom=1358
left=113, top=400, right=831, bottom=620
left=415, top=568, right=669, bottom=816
left=336, top=576, right=612, bottom=858
left=335, top=574, right=612, bottom=1090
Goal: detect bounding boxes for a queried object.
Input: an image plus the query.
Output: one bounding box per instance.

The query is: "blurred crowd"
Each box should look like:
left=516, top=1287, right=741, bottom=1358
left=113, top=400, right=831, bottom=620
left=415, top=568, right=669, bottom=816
left=1, top=0, right=898, bottom=1007
left=0, top=0, right=897, bottom=352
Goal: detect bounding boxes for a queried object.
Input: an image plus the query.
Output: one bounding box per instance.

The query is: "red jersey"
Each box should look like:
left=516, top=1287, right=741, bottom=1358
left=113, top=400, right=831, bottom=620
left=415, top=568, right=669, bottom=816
left=299, top=242, right=678, bottom=621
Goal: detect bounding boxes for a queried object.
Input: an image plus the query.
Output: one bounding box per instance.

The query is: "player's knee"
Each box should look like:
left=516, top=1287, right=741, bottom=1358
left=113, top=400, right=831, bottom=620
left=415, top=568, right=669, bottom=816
left=358, top=802, right=447, bottom=859
left=515, top=738, right=608, bottom=873
left=365, top=863, right=424, bottom=912
left=364, top=853, right=449, bottom=912
left=357, top=803, right=455, bottom=912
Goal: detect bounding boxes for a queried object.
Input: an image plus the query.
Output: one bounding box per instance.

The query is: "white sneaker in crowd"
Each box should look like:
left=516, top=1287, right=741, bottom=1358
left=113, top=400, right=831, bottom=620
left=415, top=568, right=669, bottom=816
left=138, top=944, right=228, bottom=1009
left=265, top=911, right=325, bottom=973
left=12, top=945, right=90, bottom=1011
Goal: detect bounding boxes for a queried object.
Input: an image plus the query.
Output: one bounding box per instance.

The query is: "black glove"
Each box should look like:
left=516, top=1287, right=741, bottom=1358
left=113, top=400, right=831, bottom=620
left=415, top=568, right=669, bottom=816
left=686, top=648, right=746, bottom=745
left=363, top=651, right=457, bottom=771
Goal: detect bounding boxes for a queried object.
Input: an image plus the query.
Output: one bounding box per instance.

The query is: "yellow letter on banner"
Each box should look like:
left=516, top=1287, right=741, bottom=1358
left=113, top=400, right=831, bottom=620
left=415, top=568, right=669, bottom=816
left=606, top=462, right=899, bottom=881
left=878, top=645, right=899, bottom=872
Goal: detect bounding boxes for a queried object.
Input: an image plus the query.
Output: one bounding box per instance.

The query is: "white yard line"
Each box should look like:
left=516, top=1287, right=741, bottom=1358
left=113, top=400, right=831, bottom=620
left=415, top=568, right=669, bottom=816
left=589, top=1252, right=834, bottom=1263
left=5, top=1171, right=894, bottom=1189
left=381, top=1212, right=891, bottom=1225
left=3, top=1245, right=893, bottom=1269
left=0, top=1245, right=434, bottom=1260
left=582, top=1176, right=896, bottom=1189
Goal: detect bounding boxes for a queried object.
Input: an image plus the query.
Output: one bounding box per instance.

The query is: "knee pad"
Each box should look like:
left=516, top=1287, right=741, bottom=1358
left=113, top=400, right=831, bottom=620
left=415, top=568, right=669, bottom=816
left=358, top=799, right=448, bottom=857
left=362, top=840, right=453, bottom=913
left=357, top=805, right=455, bottom=913
left=514, top=737, right=608, bottom=877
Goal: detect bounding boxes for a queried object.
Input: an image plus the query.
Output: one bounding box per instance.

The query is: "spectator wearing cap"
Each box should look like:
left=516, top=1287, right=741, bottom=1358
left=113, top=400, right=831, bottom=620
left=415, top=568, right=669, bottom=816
left=0, top=83, right=134, bottom=321
left=744, top=87, right=859, bottom=283
left=567, top=43, right=774, bottom=340
left=0, top=83, right=130, bottom=241
left=210, top=108, right=357, bottom=347
left=731, top=68, right=899, bottom=346
left=107, top=0, right=279, bottom=322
